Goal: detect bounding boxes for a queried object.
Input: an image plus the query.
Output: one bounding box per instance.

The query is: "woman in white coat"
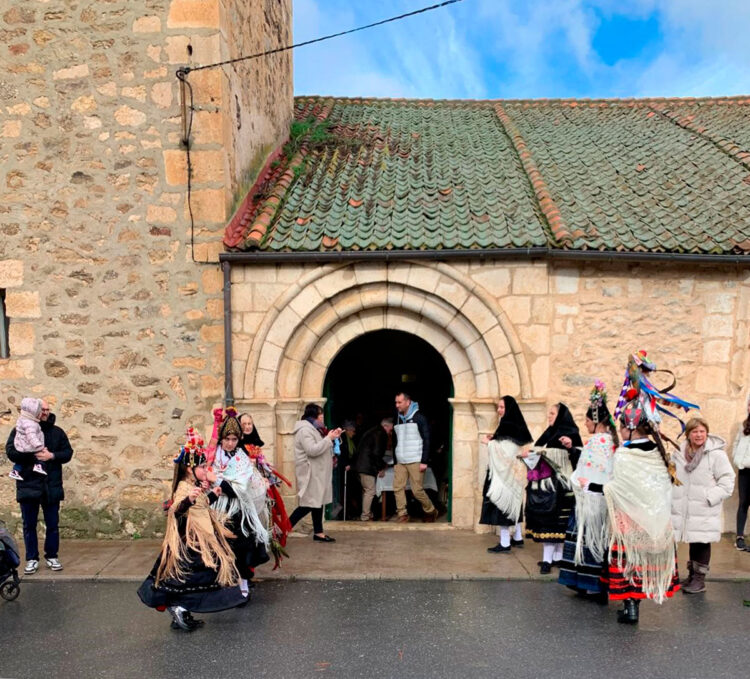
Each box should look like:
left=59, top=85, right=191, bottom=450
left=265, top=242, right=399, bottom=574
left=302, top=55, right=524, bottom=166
left=671, top=417, right=735, bottom=593
left=288, top=403, right=342, bottom=543
left=732, top=394, right=750, bottom=551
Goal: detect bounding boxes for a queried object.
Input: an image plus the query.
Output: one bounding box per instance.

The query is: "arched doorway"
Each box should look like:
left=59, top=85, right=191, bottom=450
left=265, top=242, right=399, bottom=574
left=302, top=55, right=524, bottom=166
left=323, top=329, right=454, bottom=522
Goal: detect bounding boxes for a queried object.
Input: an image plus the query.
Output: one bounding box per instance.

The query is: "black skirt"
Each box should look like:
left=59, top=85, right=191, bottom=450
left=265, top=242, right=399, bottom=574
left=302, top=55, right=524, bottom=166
left=137, top=550, right=246, bottom=613
left=479, top=470, right=523, bottom=526
left=225, top=514, right=270, bottom=578
left=525, top=481, right=574, bottom=543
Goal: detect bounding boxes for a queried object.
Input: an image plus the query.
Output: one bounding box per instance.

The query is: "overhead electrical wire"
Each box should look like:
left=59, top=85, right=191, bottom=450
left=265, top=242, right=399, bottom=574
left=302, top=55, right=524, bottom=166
left=177, top=0, right=468, bottom=262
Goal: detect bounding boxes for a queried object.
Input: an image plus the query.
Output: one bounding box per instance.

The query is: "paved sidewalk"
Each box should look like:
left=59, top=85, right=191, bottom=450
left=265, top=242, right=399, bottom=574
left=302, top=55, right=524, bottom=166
left=18, top=525, right=750, bottom=582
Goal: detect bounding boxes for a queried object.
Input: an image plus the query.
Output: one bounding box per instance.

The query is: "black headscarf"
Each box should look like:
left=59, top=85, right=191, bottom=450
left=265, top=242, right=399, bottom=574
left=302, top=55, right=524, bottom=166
left=535, top=402, right=583, bottom=448
left=491, top=395, right=533, bottom=446
left=241, top=427, right=264, bottom=448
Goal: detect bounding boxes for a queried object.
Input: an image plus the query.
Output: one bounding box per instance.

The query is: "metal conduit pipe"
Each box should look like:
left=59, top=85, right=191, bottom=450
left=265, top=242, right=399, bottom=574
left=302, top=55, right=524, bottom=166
left=222, top=260, right=234, bottom=406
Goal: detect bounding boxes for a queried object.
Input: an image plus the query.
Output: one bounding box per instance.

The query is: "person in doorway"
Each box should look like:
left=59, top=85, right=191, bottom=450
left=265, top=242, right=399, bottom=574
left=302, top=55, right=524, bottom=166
left=393, top=392, right=438, bottom=523
left=5, top=399, right=73, bottom=574
left=524, top=403, right=582, bottom=573
left=351, top=418, right=393, bottom=521
left=480, top=396, right=532, bottom=553
left=289, top=403, right=342, bottom=542
left=732, top=393, right=750, bottom=551
left=671, top=417, right=735, bottom=593
left=338, top=420, right=359, bottom=520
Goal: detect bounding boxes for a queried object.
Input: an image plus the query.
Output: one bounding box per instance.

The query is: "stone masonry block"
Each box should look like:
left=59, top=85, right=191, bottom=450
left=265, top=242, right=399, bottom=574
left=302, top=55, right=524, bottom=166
left=133, top=16, right=161, bottom=33
left=0, top=359, right=34, bottom=380
left=453, top=370, right=476, bottom=397
left=0, top=260, right=23, bottom=287
left=512, top=266, right=549, bottom=295
left=471, top=267, right=511, bottom=297
left=495, top=355, right=521, bottom=396
left=265, top=306, right=303, bottom=349
left=702, top=339, right=731, bottom=365
left=231, top=283, right=253, bottom=312
left=353, top=263, right=383, bottom=286
left=407, top=265, right=441, bottom=293
left=483, top=324, right=511, bottom=359
left=314, top=268, right=356, bottom=300
left=288, top=285, right=324, bottom=319
left=386, top=264, right=411, bottom=285
left=5, top=290, right=40, bottom=318
left=434, top=275, right=470, bottom=308
left=460, top=294, right=496, bottom=334
left=358, top=308, right=385, bottom=333
left=333, top=317, right=365, bottom=348
left=521, top=324, right=550, bottom=356
left=695, top=366, right=729, bottom=395
left=284, top=324, right=318, bottom=363
left=500, top=296, right=531, bottom=325
left=8, top=323, right=34, bottom=356
left=192, top=110, right=224, bottom=145
left=530, top=355, right=550, bottom=398
left=701, top=314, right=733, bottom=338
left=552, top=267, right=580, bottom=294
left=167, top=0, right=221, bottom=28
left=442, top=341, right=472, bottom=375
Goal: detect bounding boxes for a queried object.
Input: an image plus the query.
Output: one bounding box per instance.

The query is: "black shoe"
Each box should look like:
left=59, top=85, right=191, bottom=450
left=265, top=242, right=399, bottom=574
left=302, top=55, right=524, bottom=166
left=590, top=590, right=609, bottom=606
left=551, top=560, right=563, bottom=568
left=487, top=544, right=511, bottom=553
left=171, top=612, right=204, bottom=630
left=167, top=606, right=192, bottom=631
left=540, top=562, right=552, bottom=574
left=736, top=536, right=747, bottom=551
left=510, top=539, right=524, bottom=548
left=616, top=599, right=639, bottom=624
left=313, top=534, right=336, bottom=543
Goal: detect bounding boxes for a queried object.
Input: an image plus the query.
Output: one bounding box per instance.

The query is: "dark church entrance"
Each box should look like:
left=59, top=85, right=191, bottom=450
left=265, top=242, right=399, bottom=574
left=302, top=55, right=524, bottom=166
left=323, top=329, right=454, bottom=523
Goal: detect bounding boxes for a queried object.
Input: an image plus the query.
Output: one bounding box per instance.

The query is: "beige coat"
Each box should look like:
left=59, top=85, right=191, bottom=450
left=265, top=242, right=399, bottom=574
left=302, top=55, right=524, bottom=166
left=293, top=419, right=333, bottom=508
left=671, top=434, right=735, bottom=544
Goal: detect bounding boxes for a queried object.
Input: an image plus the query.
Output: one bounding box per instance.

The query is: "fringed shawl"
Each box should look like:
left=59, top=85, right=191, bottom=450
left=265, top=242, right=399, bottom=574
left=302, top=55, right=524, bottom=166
left=212, top=446, right=270, bottom=546
left=155, top=480, right=239, bottom=587
left=486, top=439, right=527, bottom=524
left=604, top=445, right=676, bottom=604
left=571, top=432, right=616, bottom=563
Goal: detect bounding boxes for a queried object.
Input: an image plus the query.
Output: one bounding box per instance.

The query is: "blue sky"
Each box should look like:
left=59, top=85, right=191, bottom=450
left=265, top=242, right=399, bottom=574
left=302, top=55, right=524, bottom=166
left=293, top=0, right=750, bottom=99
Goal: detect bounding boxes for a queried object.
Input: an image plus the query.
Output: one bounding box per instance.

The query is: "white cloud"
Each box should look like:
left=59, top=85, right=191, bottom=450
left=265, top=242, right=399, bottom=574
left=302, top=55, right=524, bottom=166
left=292, top=0, right=750, bottom=99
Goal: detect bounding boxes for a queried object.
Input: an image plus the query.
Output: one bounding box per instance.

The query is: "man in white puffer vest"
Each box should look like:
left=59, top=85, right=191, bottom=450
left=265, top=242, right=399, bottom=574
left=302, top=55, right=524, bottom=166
left=393, top=392, right=438, bottom=523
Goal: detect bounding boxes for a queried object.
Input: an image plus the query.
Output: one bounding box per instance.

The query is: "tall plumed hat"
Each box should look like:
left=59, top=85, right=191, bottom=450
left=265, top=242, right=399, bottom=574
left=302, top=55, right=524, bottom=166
left=218, top=406, right=242, bottom=440
left=613, top=350, right=699, bottom=432
left=173, top=426, right=207, bottom=467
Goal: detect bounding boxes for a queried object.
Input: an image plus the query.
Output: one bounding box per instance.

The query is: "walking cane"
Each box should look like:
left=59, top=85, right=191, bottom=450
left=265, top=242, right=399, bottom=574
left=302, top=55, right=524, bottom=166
left=343, top=468, right=348, bottom=522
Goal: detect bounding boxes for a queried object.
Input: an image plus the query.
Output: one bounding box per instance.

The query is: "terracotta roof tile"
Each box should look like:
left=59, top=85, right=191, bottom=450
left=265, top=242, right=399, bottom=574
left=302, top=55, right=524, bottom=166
left=223, top=95, right=750, bottom=254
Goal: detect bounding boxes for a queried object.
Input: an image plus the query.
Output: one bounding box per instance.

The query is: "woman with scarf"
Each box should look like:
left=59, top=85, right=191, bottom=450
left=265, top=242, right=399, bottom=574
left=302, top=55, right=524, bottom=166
left=289, top=403, right=342, bottom=542
left=209, top=410, right=270, bottom=598
left=602, top=398, right=682, bottom=624
left=670, top=417, right=734, bottom=593
left=480, top=396, right=533, bottom=553
left=558, top=382, right=618, bottom=599
left=238, top=411, right=293, bottom=569
left=524, top=402, right=582, bottom=574
left=137, top=428, right=245, bottom=631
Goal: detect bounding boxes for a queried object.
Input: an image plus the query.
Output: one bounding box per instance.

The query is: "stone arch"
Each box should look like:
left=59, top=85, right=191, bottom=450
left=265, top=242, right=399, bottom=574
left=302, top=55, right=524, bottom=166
left=241, top=261, right=531, bottom=401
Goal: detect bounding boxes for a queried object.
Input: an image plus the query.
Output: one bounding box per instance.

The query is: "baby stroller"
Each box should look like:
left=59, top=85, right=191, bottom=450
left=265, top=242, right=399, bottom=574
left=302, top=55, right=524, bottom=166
left=0, top=521, right=21, bottom=601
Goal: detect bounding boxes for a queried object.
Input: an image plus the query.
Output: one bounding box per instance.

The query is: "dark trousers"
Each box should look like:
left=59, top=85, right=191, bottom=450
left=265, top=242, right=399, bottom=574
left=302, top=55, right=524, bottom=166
left=19, top=500, right=60, bottom=561
left=289, top=506, right=323, bottom=534
left=689, top=542, right=711, bottom=565
left=737, top=468, right=750, bottom=536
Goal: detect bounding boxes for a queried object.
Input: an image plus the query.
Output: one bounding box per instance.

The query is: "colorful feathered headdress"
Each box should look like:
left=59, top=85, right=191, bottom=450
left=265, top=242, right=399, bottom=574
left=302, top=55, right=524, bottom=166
left=613, top=350, right=699, bottom=432
left=587, top=380, right=614, bottom=427
left=173, top=427, right=207, bottom=468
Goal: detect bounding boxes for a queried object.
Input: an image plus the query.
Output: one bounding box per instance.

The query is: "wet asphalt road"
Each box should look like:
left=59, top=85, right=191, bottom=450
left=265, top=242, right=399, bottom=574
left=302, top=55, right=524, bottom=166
left=1, top=580, right=749, bottom=679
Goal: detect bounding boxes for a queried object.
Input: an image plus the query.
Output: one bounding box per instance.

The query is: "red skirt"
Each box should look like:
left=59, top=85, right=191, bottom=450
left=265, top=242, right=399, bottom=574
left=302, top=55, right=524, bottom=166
left=601, top=542, right=680, bottom=601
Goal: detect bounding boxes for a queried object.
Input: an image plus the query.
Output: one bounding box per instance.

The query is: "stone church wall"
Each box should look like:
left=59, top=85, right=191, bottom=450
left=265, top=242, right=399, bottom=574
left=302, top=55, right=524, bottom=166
left=230, top=259, right=749, bottom=530
left=0, top=0, right=292, bottom=537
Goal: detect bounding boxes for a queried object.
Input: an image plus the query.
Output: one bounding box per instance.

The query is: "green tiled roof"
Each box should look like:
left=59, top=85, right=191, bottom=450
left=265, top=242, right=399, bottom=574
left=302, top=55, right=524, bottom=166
left=223, top=96, right=750, bottom=254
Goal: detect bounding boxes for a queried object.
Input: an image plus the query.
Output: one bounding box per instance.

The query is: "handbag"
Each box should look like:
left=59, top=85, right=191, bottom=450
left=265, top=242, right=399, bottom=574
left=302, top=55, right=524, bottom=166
left=525, top=482, right=557, bottom=518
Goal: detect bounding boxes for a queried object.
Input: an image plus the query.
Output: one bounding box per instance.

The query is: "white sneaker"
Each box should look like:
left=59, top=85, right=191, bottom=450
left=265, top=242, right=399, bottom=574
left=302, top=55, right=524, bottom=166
left=9, top=469, right=23, bottom=481
left=24, top=559, right=39, bottom=574
left=33, top=463, right=47, bottom=476
left=45, top=557, right=63, bottom=571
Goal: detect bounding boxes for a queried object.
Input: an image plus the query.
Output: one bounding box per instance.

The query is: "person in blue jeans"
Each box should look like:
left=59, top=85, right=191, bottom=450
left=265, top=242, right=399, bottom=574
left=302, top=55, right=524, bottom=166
left=5, top=400, right=73, bottom=574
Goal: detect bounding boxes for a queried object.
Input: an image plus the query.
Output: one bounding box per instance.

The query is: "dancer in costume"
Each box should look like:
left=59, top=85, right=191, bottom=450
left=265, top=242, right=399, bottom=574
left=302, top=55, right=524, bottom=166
left=137, top=428, right=245, bottom=631
left=558, top=381, right=618, bottom=600
left=208, top=409, right=270, bottom=597
left=239, top=412, right=293, bottom=570
left=601, top=351, right=698, bottom=624
left=480, top=396, right=532, bottom=553
left=524, top=403, right=582, bottom=574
